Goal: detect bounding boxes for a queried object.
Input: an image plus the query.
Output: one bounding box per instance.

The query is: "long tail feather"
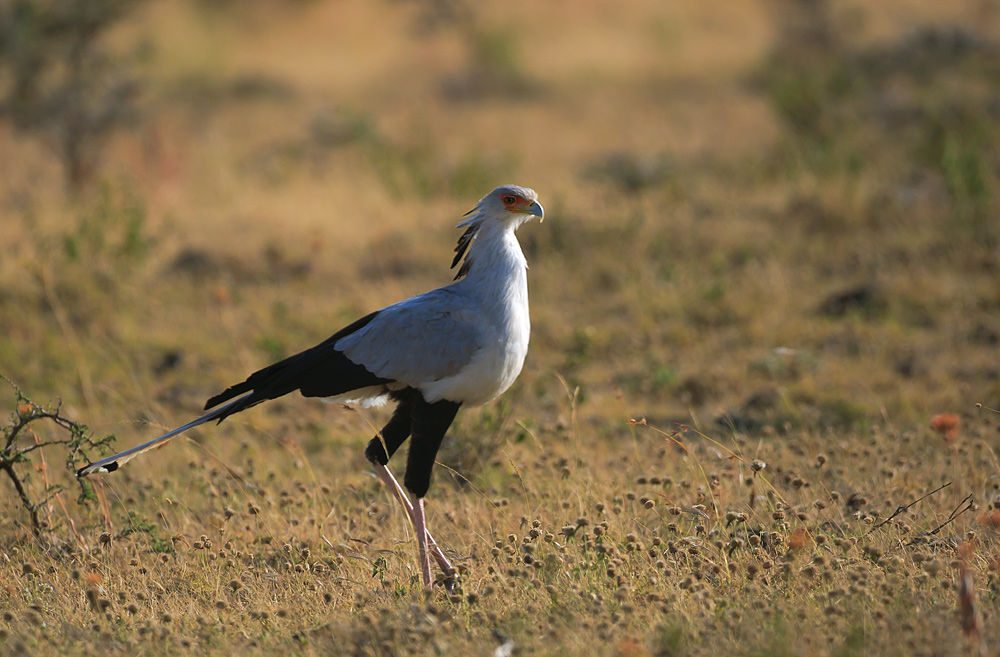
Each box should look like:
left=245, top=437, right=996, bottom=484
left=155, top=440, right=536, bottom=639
left=76, top=394, right=253, bottom=478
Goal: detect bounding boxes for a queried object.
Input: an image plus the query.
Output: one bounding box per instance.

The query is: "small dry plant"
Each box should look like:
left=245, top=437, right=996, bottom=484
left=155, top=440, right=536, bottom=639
left=0, top=376, right=113, bottom=539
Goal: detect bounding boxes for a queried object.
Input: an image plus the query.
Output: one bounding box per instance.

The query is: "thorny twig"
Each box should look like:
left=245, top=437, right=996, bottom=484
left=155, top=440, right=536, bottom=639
left=0, top=374, right=114, bottom=537
left=866, top=481, right=951, bottom=536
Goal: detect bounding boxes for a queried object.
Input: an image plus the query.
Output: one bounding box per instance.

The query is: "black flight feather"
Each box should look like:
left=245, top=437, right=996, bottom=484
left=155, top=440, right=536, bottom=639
left=204, top=310, right=391, bottom=422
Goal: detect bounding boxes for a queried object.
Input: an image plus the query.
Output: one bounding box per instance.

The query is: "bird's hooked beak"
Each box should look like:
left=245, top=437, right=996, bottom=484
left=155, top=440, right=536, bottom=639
left=523, top=200, right=544, bottom=222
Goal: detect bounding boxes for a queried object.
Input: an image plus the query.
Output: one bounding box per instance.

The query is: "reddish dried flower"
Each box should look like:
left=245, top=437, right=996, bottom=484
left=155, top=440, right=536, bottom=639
left=976, top=510, right=1000, bottom=531
left=787, top=528, right=811, bottom=550
left=930, top=413, right=960, bottom=442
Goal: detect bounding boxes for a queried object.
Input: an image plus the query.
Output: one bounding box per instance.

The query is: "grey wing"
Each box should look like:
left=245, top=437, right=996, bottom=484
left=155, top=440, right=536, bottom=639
left=335, top=290, right=486, bottom=386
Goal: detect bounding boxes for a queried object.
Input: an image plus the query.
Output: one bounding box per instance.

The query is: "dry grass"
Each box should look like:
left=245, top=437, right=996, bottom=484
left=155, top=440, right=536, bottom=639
left=2, top=0, right=1000, bottom=655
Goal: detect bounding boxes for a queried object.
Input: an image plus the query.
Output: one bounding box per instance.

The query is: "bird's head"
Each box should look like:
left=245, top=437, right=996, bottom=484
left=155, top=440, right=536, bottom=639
left=460, top=185, right=544, bottom=229
left=451, top=185, right=543, bottom=278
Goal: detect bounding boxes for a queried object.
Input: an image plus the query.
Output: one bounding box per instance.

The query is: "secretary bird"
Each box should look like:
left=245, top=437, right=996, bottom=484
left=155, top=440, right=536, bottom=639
left=77, top=184, right=544, bottom=588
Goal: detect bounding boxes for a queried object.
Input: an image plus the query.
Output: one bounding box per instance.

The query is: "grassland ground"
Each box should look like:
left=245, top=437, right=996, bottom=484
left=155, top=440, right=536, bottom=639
left=2, top=1, right=1000, bottom=655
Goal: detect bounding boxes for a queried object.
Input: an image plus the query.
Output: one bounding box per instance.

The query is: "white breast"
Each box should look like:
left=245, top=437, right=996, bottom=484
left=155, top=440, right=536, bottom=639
left=421, top=293, right=529, bottom=406
left=421, top=229, right=531, bottom=406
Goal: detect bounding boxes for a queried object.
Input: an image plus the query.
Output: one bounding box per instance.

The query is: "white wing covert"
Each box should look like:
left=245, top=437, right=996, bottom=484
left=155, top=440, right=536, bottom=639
left=335, top=289, right=486, bottom=387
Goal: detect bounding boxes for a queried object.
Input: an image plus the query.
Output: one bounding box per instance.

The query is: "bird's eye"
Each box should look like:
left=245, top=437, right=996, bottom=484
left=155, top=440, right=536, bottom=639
left=502, top=195, right=517, bottom=205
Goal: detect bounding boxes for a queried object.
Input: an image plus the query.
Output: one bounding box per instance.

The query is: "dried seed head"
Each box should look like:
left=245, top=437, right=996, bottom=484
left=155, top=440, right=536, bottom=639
left=924, top=559, right=944, bottom=577
left=863, top=546, right=882, bottom=559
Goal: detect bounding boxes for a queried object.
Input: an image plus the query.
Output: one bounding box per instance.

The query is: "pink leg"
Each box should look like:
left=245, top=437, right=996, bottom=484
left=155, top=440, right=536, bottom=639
left=412, top=498, right=433, bottom=587
left=373, top=463, right=455, bottom=585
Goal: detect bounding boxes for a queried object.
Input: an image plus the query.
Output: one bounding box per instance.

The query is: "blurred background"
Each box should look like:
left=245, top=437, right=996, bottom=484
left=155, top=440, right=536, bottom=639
left=1, top=0, right=998, bottom=465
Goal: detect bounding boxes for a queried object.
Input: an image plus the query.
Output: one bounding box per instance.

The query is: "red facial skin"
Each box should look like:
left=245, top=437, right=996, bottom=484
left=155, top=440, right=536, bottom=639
left=500, top=193, right=533, bottom=213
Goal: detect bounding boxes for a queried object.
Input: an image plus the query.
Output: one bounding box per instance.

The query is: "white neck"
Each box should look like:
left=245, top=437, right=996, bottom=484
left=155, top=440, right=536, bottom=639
left=452, top=220, right=528, bottom=300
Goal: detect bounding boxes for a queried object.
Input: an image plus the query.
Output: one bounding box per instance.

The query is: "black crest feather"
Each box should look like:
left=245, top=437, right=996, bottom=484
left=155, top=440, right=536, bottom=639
left=451, top=224, right=479, bottom=280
